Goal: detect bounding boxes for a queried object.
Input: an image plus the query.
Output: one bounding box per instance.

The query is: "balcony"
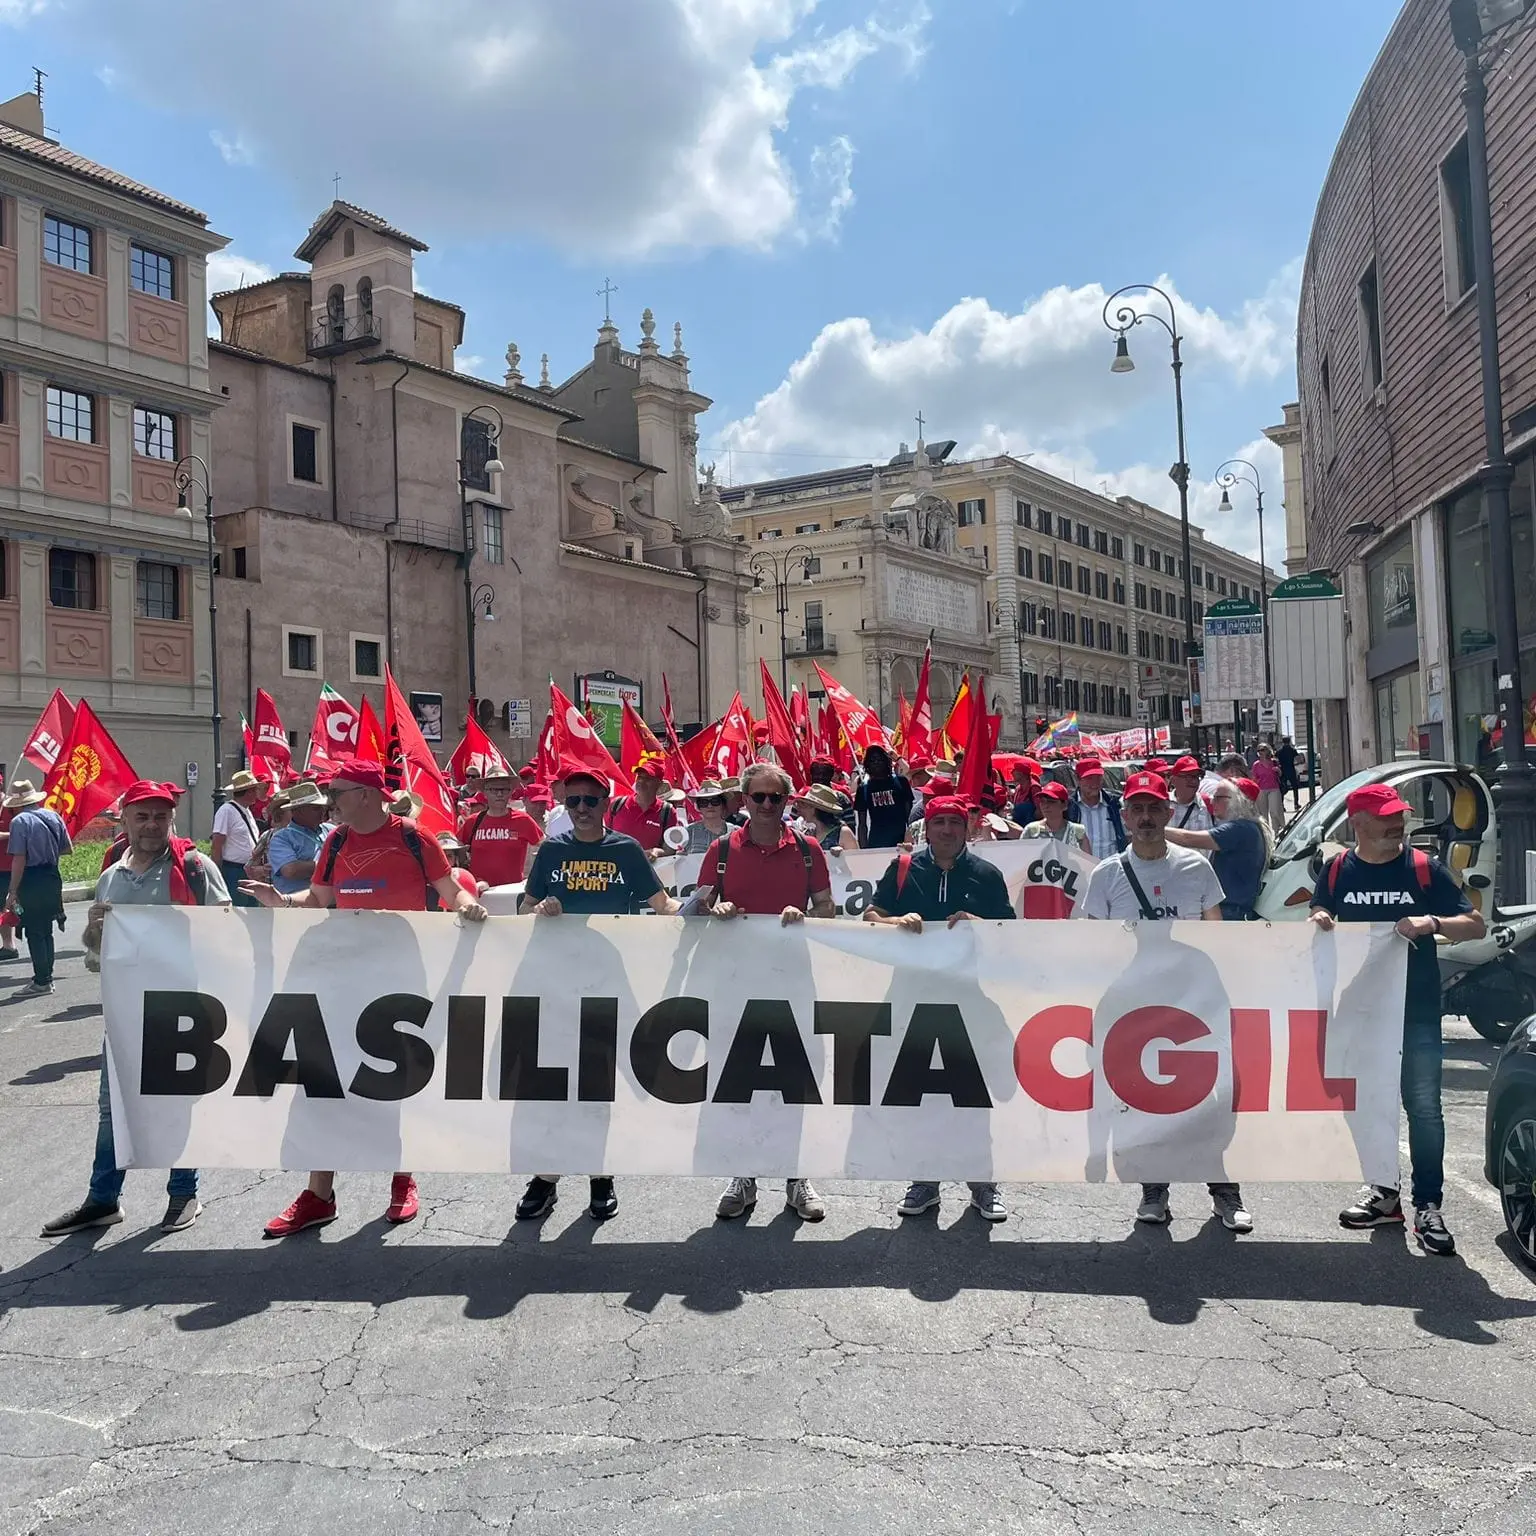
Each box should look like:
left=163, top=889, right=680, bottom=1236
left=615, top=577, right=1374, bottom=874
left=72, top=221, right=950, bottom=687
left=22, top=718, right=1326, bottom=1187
left=308, top=310, right=380, bottom=357
left=788, top=632, right=836, bottom=657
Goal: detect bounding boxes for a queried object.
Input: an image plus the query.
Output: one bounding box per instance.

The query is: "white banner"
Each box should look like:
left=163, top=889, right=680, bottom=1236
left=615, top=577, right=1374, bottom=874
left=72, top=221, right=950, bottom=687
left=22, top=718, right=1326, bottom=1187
left=101, top=910, right=1407, bottom=1184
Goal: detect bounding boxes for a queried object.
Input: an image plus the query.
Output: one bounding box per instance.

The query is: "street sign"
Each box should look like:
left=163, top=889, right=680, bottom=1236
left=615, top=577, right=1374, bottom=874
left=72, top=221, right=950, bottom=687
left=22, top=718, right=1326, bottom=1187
left=1258, top=694, right=1278, bottom=728
left=1270, top=573, right=1347, bottom=700
left=185, top=762, right=199, bottom=787
left=506, top=698, right=533, bottom=739
left=1202, top=598, right=1266, bottom=704
left=1135, top=699, right=1150, bottom=722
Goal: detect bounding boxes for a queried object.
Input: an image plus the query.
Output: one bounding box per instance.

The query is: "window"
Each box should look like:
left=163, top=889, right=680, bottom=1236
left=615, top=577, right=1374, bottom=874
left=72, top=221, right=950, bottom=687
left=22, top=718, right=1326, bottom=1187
left=1045, top=674, right=1062, bottom=708
left=461, top=416, right=493, bottom=491
left=352, top=635, right=383, bottom=680
left=358, top=276, right=373, bottom=326
left=1058, top=560, right=1073, bottom=590
left=1054, top=515, right=1070, bottom=541
left=1168, top=638, right=1181, bottom=664
left=1190, top=562, right=1202, bottom=585
left=48, top=548, right=96, bottom=609
left=1240, top=583, right=1251, bottom=602
left=1081, top=613, right=1095, bottom=648
left=1441, top=136, right=1477, bottom=302
left=135, top=560, right=180, bottom=620
left=1205, top=570, right=1216, bottom=591
left=834, top=517, right=861, bottom=528
left=957, top=497, right=986, bottom=527
left=1039, top=552, right=1053, bottom=584
left=1064, top=678, right=1080, bottom=711
left=1166, top=590, right=1178, bottom=614
left=1137, top=630, right=1151, bottom=658
left=1077, top=524, right=1091, bottom=549
left=1062, top=612, right=1077, bottom=645
left=982, top=545, right=989, bottom=569
left=804, top=600, right=825, bottom=650
left=1153, top=634, right=1165, bottom=661
left=1134, top=582, right=1148, bottom=610
left=1150, top=588, right=1163, bottom=614
left=1111, top=536, right=1124, bottom=560
left=1094, top=530, right=1109, bottom=555
left=1116, top=625, right=1129, bottom=655
left=483, top=506, right=504, bottom=565
left=1118, top=688, right=1131, bottom=717
left=291, top=422, right=320, bottom=483
left=46, top=386, right=94, bottom=443
left=1113, top=577, right=1126, bottom=605
left=1218, top=575, right=1228, bottom=595
left=1133, top=542, right=1145, bottom=565
left=133, top=407, right=177, bottom=460
left=343, top=228, right=355, bottom=257
left=1076, top=564, right=1091, bottom=594
left=1098, top=621, right=1112, bottom=650
left=1148, top=550, right=1161, bottom=573
left=130, top=244, right=174, bottom=300
left=1040, top=606, right=1057, bottom=639
left=1320, top=354, right=1336, bottom=462
left=759, top=528, right=782, bottom=539
left=1021, top=670, right=1040, bottom=705
left=325, top=283, right=345, bottom=344
left=1095, top=570, right=1109, bottom=600
left=1193, top=601, right=1204, bottom=623
left=1018, top=600, right=1037, bottom=634
left=43, top=214, right=92, bottom=273
left=285, top=627, right=320, bottom=675
left=1015, top=499, right=1031, bottom=526
left=232, top=546, right=248, bottom=579
left=1084, top=682, right=1099, bottom=713
left=1016, top=547, right=1033, bottom=579
left=795, top=522, right=821, bottom=534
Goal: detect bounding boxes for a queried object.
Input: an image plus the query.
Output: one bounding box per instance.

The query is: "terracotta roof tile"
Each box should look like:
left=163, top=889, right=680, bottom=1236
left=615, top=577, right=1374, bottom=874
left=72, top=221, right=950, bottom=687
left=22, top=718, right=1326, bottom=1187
left=295, top=199, right=428, bottom=262
left=0, top=124, right=207, bottom=223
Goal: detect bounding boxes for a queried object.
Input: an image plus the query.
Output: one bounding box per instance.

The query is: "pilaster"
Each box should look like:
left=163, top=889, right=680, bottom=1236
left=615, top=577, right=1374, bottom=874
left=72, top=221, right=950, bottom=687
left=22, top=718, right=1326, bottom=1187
left=17, top=375, right=43, bottom=492
left=107, top=396, right=133, bottom=510
left=105, top=229, right=131, bottom=350
left=18, top=539, right=45, bottom=675
left=15, top=199, right=41, bottom=325
left=109, top=555, right=135, bottom=680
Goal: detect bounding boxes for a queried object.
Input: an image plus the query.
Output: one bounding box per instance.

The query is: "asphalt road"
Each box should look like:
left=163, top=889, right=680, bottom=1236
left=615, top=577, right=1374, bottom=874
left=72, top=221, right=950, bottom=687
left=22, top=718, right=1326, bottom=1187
left=1, top=937, right=1534, bottom=1536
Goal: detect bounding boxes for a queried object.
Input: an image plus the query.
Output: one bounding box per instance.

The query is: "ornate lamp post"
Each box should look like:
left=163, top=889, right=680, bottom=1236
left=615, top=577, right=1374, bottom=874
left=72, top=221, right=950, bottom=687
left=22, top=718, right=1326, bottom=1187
left=174, top=454, right=220, bottom=816
left=1216, top=458, right=1272, bottom=695
left=749, top=543, right=820, bottom=695
left=458, top=404, right=504, bottom=710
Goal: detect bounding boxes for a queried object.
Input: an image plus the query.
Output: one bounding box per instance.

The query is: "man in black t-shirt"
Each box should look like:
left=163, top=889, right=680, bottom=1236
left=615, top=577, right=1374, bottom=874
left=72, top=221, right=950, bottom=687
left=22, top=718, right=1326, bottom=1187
left=854, top=745, right=914, bottom=849
left=517, top=762, right=679, bottom=1223
left=1309, top=782, right=1484, bottom=1255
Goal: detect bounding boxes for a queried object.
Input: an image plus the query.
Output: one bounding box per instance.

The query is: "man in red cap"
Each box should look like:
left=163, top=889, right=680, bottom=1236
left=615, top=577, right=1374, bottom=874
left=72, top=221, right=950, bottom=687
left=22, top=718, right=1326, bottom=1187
left=864, top=792, right=1017, bottom=1224
left=241, top=757, right=488, bottom=1238
left=1067, top=756, right=1126, bottom=860
left=1310, top=781, right=1483, bottom=1255
left=1079, top=772, right=1251, bottom=1232
left=41, top=781, right=230, bottom=1239
left=1167, top=756, right=1212, bottom=831
left=458, top=767, right=543, bottom=888
left=606, top=752, right=679, bottom=852
left=516, top=759, right=679, bottom=1224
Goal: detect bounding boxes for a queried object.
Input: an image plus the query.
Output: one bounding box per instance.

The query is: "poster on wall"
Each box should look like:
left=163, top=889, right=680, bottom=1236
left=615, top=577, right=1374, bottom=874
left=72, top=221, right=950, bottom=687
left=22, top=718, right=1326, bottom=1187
left=409, top=691, right=444, bottom=744
left=576, top=671, right=643, bottom=753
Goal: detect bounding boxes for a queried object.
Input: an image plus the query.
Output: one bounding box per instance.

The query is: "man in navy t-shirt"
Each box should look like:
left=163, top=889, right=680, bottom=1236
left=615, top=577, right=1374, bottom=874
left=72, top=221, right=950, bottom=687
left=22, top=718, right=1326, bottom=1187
left=1309, top=782, right=1484, bottom=1256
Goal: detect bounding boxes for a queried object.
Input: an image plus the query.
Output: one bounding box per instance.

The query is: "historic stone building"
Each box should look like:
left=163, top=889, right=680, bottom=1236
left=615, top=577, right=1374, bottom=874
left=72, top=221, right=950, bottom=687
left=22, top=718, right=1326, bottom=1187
left=0, top=84, right=228, bottom=825
left=207, top=201, right=751, bottom=760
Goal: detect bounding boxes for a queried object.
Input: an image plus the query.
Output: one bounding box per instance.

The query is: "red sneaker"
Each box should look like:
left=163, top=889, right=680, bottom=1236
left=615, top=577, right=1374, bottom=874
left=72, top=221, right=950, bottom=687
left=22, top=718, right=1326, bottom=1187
left=386, top=1174, right=419, bottom=1224
left=263, top=1188, right=337, bottom=1239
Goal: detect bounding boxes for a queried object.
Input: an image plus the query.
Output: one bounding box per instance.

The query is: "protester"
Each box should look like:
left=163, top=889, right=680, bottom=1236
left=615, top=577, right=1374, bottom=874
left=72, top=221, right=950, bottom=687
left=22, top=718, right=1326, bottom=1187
left=1309, top=782, right=1484, bottom=1255
left=794, top=784, right=858, bottom=851
left=1067, top=757, right=1126, bottom=859
left=1164, top=779, right=1270, bottom=921
left=517, top=761, right=679, bottom=1222
left=607, top=753, right=679, bottom=851
left=458, top=769, right=543, bottom=887
left=41, top=780, right=230, bottom=1238
left=1251, top=743, right=1284, bottom=832
left=1277, top=735, right=1301, bottom=808
left=721, top=776, right=747, bottom=824
left=1, top=779, right=72, bottom=999
left=211, top=769, right=264, bottom=908
left=1216, top=752, right=1249, bottom=782
left=1167, top=756, right=1213, bottom=831
left=1009, top=759, right=1041, bottom=828
left=243, top=790, right=291, bottom=885
left=0, top=797, right=17, bottom=962
left=458, top=764, right=485, bottom=810
left=1020, top=780, right=1092, bottom=852
left=265, top=781, right=332, bottom=896
left=241, top=757, right=488, bottom=1237
left=863, top=793, right=1015, bottom=1222
left=854, top=745, right=914, bottom=849
left=682, top=781, right=732, bottom=854
left=541, top=775, right=574, bottom=839
left=700, top=762, right=835, bottom=1222
left=1080, top=772, right=1252, bottom=1233
left=438, top=832, right=484, bottom=896
left=971, top=787, right=1022, bottom=842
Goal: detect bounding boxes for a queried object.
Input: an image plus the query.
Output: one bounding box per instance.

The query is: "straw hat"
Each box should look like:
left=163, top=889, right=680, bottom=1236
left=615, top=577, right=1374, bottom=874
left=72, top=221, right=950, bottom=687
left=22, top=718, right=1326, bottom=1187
left=794, top=784, right=846, bottom=818
left=222, top=769, right=264, bottom=796
left=2, top=779, right=46, bottom=810
left=282, top=781, right=328, bottom=811
left=389, top=788, right=424, bottom=818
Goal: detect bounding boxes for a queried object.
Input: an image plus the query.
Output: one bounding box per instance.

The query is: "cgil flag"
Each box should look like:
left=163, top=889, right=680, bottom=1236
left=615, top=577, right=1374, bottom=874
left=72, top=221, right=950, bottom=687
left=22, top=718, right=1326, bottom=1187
left=307, top=683, right=360, bottom=773
left=447, top=714, right=512, bottom=784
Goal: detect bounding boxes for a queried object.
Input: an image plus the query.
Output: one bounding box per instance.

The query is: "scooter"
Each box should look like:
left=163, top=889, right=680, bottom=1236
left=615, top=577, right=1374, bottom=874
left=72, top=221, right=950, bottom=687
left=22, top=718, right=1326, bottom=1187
left=1440, top=908, right=1536, bottom=1044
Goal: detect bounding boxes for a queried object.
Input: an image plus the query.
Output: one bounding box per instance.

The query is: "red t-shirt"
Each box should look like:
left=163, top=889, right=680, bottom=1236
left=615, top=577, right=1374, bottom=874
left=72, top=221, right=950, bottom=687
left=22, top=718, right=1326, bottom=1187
left=700, top=824, right=831, bottom=915
left=458, top=808, right=543, bottom=886
left=606, top=793, right=674, bottom=851
left=316, top=816, right=452, bottom=910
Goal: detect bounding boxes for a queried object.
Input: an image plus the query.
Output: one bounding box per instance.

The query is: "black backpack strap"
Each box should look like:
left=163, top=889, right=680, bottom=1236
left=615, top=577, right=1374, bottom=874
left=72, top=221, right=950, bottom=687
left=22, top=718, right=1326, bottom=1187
left=400, top=823, right=442, bottom=911
left=318, top=824, right=349, bottom=885
left=792, top=830, right=815, bottom=907
left=713, top=833, right=731, bottom=901
left=184, top=849, right=208, bottom=905
left=1118, top=852, right=1160, bottom=921
left=465, top=808, right=489, bottom=848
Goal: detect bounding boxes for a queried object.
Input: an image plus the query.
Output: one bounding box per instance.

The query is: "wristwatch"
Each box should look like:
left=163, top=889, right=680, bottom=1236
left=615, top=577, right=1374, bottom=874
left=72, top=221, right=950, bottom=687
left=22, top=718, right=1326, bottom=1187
left=1430, top=915, right=1443, bottom=935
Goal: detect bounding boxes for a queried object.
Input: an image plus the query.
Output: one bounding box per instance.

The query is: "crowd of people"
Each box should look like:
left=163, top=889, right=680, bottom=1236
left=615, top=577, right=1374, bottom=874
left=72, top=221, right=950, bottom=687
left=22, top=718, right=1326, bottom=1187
left=5, top=725, right=1475, bottom=1260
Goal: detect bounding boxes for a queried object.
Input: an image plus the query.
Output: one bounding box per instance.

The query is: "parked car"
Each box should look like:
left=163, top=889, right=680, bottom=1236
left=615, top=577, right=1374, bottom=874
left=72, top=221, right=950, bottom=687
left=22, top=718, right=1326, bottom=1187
left=1484, top=1016, right=1536, bottom=1272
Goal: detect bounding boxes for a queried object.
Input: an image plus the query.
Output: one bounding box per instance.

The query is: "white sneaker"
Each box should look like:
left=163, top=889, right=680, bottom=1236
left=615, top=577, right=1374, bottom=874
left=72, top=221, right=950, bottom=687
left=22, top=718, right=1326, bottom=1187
left=897, top=1181, right=941, bottom=1216
left=1211, top=1187, right=1253, bottom=1233
left=716, top=1177, right=757, bottom=1220
left=969, top=1183, right=1007, bottom=1222
left=786, top=1179, right=825, bottom=1221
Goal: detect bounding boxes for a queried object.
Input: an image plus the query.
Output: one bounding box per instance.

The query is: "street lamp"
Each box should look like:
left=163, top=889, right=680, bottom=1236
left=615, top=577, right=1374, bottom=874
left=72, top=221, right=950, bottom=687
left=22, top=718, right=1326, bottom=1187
left=174, top=454, right=220, bottom=818
left=1104, top=282, right=1200, bottom=753
left=991, top=604, right=1029, bottom=747
left=749, top=543, right=820, bottom=695
left=1215, top=458, right=1272, bottom=695
left=1448, top=0, right=1536, bottom=901
left=458, top=404, right=505, bottom=711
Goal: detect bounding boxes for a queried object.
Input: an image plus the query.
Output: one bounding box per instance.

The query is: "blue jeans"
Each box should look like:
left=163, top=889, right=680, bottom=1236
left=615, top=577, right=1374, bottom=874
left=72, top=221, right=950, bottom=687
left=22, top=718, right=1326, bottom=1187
left=88, top=1058, right=197, bottom=1207
left=1401, top=1008, right=1444, bottom=1209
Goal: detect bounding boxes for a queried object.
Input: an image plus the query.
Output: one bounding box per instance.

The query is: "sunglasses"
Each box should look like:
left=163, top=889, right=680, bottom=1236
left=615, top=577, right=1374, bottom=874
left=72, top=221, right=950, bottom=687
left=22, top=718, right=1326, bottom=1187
left=693, top=797, right=726, bottom=809
left=564, top=794, right=605, bottom=810
left=749, top=791, right=786, bottom=806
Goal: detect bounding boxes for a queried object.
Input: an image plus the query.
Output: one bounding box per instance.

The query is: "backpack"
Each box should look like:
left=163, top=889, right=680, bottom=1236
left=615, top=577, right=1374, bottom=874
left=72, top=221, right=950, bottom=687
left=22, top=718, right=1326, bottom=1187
left=1324, top=847, right=1431, bottom=897
left=894, top=850, right=913, bottom=898
left=317, top=819, right=442, bottom=910
left=711, top=828, right=816, bottom=909
left=608, top=794, right=675, bottom=837
left=165, top=837, right=209, bottom=907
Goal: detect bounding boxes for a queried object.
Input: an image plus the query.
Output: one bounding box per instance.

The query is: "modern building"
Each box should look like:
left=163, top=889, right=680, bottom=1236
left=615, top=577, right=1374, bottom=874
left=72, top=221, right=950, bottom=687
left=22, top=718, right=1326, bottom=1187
left=0, top=84, right=229, bottom=823
left=1297, top=0, right=1536, bottom=773
left=724, top=434, right=1274, bottom=747
left=207, top=201, right=752, bottom=763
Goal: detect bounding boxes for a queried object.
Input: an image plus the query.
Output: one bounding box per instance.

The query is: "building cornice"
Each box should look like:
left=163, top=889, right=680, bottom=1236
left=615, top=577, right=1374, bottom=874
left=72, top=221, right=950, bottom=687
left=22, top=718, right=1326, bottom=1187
left=0, top=339, right=225, bottom=412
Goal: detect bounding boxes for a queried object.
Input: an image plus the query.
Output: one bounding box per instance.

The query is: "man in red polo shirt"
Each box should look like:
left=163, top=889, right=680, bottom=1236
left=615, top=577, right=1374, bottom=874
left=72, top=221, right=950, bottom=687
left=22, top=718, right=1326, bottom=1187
left=699, top=761, right=835, bottom=1223
left=458, top=768, right=543, bottom=887
left=606, top=753, right=678, bottom=851
left=241, top=757, right=488, bottom=1237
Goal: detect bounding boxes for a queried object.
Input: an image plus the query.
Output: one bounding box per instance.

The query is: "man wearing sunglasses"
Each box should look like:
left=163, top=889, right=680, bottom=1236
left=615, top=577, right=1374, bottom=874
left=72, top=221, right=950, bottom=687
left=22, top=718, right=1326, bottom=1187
left=517, top=758, right=679, bottom=1224
left=698, top=762, right=836, bottom=1222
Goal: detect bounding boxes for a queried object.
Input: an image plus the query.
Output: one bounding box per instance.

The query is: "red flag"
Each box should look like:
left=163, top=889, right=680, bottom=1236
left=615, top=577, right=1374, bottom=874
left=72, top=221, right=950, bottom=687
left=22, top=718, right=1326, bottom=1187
left=892, top=690, right=912, bottom=755
left=356, top=697, right=387, bottom=765
left=816, top=699, right=851, bottom=771
left=658, top=674, right=697, bottom=790
left=758, top=659, right=807, bottom=787
left=529, top=709, right=557, bottom=782
left=550, top=680, right=632, bottom=792
left=619, top=698, right=668, bottom=779
left=679, top=719, right=721, bottom=784
left=957, top=676, right=994, bottom=805
left=41, top=700, right=136, bottom=836
left=308, top=683, right=360, bottom=773
left=240, top=714, right=284, bottom=794
left=448, top=714, right=512, bottom=782
left=907, top=640, right=934, bottom=765
left=711, top=692, right=754, bottom=782
left=812, top=664, right=889, bottom=765
left=252, top=688, right=292, bottom=771
left=383, top=668, right=458, bottom=838
left=942, top=671, right=973, bottom=758
left=20, top=689, right=75, bottom=775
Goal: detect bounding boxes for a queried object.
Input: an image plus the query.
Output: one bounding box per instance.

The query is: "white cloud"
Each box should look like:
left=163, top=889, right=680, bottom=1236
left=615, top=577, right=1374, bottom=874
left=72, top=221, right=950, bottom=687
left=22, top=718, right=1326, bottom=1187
left=209, top=129, right=253, bottom=166
left=47, top=0, right=926, bottom=258
left=204, top=250, right=277, bottom=334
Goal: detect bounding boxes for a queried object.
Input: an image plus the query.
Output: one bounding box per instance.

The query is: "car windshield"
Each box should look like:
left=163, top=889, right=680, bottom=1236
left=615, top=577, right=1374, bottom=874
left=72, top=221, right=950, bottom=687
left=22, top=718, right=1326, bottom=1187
left=1272, top=766, right=1383, bottom=860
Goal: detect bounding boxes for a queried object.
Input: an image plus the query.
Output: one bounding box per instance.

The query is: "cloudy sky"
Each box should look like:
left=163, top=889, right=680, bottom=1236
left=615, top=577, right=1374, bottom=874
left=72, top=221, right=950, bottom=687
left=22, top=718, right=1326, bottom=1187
left=4, top=0, right=1401, bottom=565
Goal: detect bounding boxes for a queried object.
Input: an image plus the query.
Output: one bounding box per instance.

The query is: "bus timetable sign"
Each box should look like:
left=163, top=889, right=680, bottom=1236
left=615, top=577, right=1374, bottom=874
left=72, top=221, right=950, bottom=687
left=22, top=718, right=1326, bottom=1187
left=1201, top=598, right=1266, bottom=704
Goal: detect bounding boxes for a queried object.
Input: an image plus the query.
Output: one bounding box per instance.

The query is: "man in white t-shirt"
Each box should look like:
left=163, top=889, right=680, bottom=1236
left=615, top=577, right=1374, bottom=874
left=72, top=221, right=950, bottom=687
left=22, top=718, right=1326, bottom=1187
left=1080, top=770, right=1253, bottom=1234
left=211, top=769, right=264, bottom=909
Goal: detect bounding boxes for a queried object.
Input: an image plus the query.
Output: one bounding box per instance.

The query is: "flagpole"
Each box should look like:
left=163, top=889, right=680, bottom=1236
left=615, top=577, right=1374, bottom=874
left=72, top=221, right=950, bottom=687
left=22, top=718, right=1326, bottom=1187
left=175, top=454, right=221, bottom=818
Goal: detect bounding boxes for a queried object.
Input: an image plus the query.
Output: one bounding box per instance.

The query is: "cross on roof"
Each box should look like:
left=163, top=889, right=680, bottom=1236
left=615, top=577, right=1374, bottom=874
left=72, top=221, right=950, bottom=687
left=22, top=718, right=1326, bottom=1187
left=332, top=171, right=341, bottom=198
left=597, top=277, right=618, bottom=323
left=915, top=410, right=925, bottom=440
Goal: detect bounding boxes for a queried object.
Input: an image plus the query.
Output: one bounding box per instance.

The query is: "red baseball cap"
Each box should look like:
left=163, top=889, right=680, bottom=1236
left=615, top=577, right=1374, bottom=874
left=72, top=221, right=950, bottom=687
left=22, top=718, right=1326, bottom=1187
left=1236, top=777, right=1262, bottom=802
left=925, top=774, right=956, bottom=795
left=1122, top=771, right=1170, bottom=802
left=1347, top=782, right=1413, bottom=818
left=121, top=779, right=183, bottom=807
left=1037, top=780, right=1069, bottom=804
left=633, top=752, right=666, bottom=778
left=518, top=765, right=538, bottom=782
left=522, top=781, right=553, bottom=807
left=1144, top=758, right=1170, bottom=775
left=328, top=758, right=387, bottom=792
left=1075, top=756, right=1104, bottom=779
left=1170, top=755, right=1202, bottom=777
left=559, top=757, right=611, bottom=794
left=924, top=794, right=970, bottom=822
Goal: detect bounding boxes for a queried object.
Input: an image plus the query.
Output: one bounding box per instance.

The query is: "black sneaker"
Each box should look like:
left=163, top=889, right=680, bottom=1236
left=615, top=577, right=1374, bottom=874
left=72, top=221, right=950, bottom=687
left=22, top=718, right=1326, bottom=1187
left=41, top=1199, right=123, bottom=1238
left=1413, top=1204, right=1456, bottom=1256
left=160, top=1195, right=201, bottom=1233
left=588, top=1177, right=618, bottom=1221
left=1339, top=1184, right=1403, bottom=1229
left=516, top=1176, right=558, bottom=1220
